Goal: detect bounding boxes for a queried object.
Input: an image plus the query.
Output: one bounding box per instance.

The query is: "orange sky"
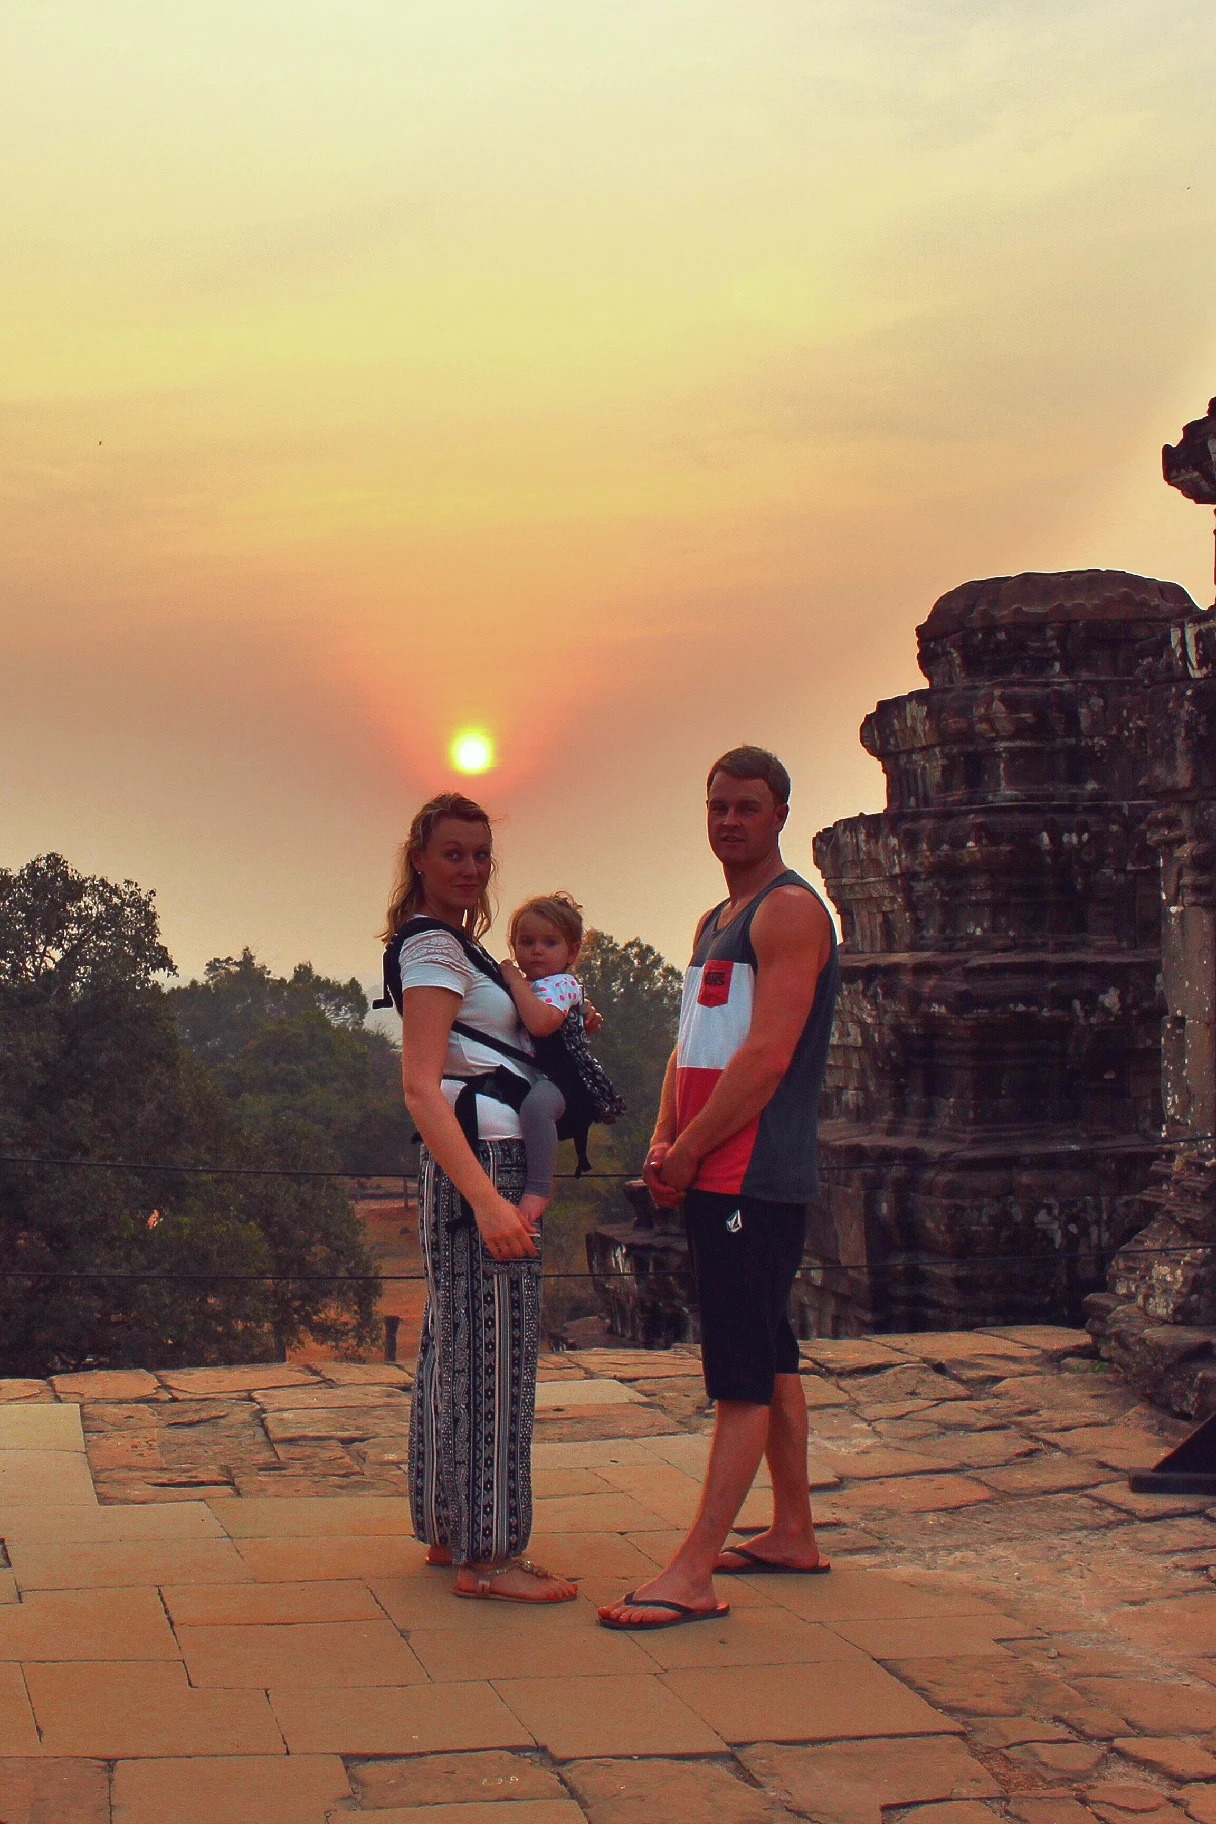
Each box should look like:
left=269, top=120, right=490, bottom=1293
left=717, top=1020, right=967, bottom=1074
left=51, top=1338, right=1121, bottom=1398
left=3, top=2, right=1215, bottom=985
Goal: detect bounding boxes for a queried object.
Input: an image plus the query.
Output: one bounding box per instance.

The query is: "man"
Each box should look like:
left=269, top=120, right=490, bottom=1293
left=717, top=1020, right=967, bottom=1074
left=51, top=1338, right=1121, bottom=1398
left=599, top=746, right=839, bottom=1631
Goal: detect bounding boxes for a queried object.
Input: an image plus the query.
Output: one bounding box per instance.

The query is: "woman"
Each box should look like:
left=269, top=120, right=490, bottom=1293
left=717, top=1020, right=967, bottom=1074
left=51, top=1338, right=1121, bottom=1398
left=385, top=791, right=576, bottom=1603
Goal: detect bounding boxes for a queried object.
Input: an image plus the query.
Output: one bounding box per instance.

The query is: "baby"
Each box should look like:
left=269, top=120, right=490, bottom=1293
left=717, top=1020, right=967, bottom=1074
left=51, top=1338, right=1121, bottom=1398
left=500, top=891, right=587, bottom=1232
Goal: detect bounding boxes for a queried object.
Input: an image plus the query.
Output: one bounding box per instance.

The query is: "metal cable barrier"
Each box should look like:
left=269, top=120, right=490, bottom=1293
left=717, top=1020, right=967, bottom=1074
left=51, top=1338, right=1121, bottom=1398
left=0, top=1151, right=1209, bottom=1283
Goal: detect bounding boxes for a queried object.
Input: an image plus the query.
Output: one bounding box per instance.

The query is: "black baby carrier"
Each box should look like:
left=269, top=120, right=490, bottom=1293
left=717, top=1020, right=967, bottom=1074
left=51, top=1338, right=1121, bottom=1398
left=375, top=916, right=625, bottom=1180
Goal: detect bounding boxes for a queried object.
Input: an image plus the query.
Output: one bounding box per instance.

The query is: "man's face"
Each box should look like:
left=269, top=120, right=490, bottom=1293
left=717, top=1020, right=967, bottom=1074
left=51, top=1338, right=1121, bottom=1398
left=706, top=771, right=788, bottom=868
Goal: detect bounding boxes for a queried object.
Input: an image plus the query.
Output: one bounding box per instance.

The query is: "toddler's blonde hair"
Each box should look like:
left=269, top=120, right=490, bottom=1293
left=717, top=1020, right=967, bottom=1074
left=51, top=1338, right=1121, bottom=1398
left=508, top=891, right=584, bottom=961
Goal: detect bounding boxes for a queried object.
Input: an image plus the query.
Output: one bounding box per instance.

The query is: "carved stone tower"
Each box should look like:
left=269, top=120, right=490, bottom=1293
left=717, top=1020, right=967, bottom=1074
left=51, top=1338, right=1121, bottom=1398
left=807, top=569, right=1200, bottom=1336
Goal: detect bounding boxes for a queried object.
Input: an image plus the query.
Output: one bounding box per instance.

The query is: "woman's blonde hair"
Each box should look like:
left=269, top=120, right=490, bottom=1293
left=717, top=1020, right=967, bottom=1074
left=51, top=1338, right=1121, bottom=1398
left=507, top=891, right=584, bottom=961
left=381, top=793, right=496, bottom=944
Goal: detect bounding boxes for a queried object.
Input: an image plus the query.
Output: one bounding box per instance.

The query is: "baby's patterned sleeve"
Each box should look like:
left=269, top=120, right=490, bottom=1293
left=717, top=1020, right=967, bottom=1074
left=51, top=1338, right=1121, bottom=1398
left=530, top=973, right=583, bottom=1013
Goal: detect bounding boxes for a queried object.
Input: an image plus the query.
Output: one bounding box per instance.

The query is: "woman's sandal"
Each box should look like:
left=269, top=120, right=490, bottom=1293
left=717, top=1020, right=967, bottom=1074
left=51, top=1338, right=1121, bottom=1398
left=453, top=1557, right=578, bottom=1604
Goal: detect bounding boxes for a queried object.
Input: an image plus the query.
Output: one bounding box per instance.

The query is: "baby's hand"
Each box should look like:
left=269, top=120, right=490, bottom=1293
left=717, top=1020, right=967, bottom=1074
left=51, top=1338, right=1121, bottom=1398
left=583, top=997, right=603, bottom=1036
left=500, top=958, right=524, bottom=982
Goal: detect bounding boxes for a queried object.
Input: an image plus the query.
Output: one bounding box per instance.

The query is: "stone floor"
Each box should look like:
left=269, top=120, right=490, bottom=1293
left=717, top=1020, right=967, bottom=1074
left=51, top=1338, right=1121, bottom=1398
left=1, top=1324, right=1215, bottom=1821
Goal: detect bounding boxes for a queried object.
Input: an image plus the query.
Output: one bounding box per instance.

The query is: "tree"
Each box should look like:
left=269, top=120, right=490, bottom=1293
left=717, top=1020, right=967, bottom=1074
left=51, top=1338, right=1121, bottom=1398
left=0, top=857, right=378, bottom=1374
left=169, top=952, right=410, bottom=1174
left=575, top=932, right=684, bottom=1162
left=541, top=931, right=683, bottom=1335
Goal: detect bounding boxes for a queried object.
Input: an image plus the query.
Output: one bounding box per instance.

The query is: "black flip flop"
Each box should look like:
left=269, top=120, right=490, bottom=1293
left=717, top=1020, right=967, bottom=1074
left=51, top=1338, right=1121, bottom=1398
left=716, top=1544, right=832, bottom=1576
left=598, top=1592, right=731, bottom=1631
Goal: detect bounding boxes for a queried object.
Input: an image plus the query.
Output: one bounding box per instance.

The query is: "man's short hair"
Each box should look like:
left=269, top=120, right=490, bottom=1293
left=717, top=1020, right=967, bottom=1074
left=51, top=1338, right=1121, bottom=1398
left=706, top=746, right=791, bottom=807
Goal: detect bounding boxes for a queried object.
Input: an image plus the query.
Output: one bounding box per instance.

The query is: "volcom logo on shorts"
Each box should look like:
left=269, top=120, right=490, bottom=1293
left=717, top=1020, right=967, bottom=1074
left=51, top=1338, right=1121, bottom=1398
left=725, top=1210, right=743, bottom=1234
left=697, top=960, right=734, bottom=1007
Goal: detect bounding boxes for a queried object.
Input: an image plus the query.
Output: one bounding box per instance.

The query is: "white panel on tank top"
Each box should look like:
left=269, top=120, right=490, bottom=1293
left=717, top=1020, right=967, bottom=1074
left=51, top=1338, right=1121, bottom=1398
left=676, top=961, right=756, bottom=1072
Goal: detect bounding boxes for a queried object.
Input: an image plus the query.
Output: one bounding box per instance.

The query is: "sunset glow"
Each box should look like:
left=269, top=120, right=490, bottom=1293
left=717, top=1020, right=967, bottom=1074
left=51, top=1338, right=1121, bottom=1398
left=2, top=3, right=1214, bottom=979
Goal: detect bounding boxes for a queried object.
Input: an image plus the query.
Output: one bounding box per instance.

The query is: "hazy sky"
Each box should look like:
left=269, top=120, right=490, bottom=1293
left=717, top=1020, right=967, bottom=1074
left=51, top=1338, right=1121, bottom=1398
left=3, top=0, right=1214, bottom=987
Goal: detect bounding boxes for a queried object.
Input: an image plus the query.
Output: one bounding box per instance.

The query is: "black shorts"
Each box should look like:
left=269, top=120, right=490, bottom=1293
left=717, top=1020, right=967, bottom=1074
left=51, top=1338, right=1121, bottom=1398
left=683, top=1190, right=807, bottom=1405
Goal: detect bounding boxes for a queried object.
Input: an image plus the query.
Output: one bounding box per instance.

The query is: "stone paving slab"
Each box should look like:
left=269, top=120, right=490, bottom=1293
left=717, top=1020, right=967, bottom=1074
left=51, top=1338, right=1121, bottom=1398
left=360, top=1805, right=585, bottom=1824
left=0, top=1665, right=42, bottom=1754
left=0, top=1403, right=87, bottom=1450
left=109, top=1753, right=353, bottom=1824
left=271, top=1680, right=534, bottom=1754
left=496, top=1671, right=727, bottom=1758
left=180, top=1616, right=427, bottom=1689
left=742, top=1735, right=1002, bottom=1818
left=7, top=1537, right=252, bottom=1590
left=2, top=1329, right=1216, bottom=1819
left=535, top=1379, right=647, bottom=1410
left=404, top=1608, right=658, bottom=1683
left=0, top=1449, right=98, bottom=1508
left=0, top=1500, right=224, bottom=1543
left=348, top=1749, right=569, bottom=1807
left=0, top=1588, right=180, bottom=1661
left=563, top=1755, right=795, bottom=1823
left=52, top=1371, right=161, bottom=1404
left=27, top=1661, right=285, bottom=1757
left=162, top=1577, right=385, bottom=1626
left=0, top=1758, right=110, bottom=1824
left=663, top=1654, right=964, bottom=1743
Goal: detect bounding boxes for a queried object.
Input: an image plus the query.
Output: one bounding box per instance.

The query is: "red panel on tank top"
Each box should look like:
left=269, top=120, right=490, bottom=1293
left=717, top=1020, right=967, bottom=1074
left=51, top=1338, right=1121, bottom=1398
left=675, top=1066, right=760, bottom=1195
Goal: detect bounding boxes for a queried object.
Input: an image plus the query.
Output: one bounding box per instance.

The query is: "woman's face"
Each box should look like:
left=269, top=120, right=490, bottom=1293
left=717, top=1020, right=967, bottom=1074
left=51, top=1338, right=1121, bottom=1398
left=414, top=818, right=493, bottom=918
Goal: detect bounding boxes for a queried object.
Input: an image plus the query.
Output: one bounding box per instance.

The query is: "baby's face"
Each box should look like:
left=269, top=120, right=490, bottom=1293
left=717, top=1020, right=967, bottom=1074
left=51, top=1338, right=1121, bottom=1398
left=514, top=914, right=576, bottom=981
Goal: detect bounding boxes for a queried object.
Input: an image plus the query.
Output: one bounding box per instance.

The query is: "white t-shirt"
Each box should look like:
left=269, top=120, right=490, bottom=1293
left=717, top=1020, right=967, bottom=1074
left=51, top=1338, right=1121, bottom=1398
left=397, top=928, right=537, bottom=1142
left=530, top=972, right=583, bottom=1016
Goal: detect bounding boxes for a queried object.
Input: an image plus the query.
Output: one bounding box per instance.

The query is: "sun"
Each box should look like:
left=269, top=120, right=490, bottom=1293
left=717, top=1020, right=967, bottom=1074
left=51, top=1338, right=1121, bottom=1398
left=450, top=729, right=495, bottom=775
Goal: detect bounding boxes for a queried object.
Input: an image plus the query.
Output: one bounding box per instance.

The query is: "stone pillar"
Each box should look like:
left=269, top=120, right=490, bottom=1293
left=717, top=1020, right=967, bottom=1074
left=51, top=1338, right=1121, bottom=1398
left=585, top=1181, right=698, bottom=1349
left=806, top=570, right=1200, bottom=1338
left=1088, top=615, right=1216, bottom=1413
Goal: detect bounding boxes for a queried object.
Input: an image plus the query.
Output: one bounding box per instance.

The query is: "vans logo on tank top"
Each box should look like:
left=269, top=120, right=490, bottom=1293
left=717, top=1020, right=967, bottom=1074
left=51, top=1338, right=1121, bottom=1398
left=697, top=960, right=734, bottom=1007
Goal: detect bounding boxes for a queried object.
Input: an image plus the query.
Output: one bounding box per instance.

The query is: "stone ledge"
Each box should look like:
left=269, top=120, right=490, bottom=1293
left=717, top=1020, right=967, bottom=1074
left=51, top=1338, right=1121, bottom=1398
left=1087, top=1296, right=1216, bottom=1420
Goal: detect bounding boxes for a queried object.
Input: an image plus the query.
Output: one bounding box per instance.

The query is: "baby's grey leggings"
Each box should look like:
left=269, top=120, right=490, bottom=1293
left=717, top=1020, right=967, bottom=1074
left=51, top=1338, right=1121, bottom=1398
left=518, top=1078, right=566, bottom=1199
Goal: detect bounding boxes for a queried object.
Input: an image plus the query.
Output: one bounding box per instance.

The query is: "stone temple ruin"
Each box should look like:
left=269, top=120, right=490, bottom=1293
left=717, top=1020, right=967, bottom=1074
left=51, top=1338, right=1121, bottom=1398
left=806, top=568, right=1198, bottom=1336
left=1087, top=612, right=1216, bottom=1413
left=589, top=563, right=1216, bottom=1356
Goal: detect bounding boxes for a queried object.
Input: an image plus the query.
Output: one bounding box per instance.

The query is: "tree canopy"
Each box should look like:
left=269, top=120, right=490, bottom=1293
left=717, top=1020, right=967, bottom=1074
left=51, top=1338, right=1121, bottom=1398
left=0, top=857, right=378, bottom=1374
left=168, top=949, right=410, bottom=1175
left=540, top=930, right=683, bottom=1336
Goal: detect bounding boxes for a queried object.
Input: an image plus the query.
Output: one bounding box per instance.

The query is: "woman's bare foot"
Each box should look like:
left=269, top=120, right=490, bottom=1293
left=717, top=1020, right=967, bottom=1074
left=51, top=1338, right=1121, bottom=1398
left=517, top=1194, right=550, bottom=1233
left=425, top=1545, right=452, bottom=1566
left=454, top=1557, right=577, bottom=1603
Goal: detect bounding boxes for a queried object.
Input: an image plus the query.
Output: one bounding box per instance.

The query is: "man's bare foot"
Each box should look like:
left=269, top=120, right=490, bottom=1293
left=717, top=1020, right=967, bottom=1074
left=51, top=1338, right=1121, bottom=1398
left=715, top=1527, right=825, bottom=1573
left=517, top=1193, right=550, bottom=1233
left=425, top=1545, right=452, bottom=1566
left=597, top=1566, right=720, bottom=1628
left=454, top=1558, right=577, bottom=1603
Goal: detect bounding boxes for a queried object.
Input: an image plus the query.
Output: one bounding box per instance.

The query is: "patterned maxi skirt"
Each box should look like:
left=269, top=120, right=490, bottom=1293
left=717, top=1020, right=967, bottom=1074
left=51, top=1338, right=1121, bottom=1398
left=408, top=1139, right=542, bottom=1566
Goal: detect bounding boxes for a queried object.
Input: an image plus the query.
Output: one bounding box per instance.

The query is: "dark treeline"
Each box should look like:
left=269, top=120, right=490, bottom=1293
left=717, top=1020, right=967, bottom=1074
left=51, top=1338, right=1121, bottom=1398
left=0, top=855, right=385, bottom=1375
left=0, top=854, right=682, bottom=1374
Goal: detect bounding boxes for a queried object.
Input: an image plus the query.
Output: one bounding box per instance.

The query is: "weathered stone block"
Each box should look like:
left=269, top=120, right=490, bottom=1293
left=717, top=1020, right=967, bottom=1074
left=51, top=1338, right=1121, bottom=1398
left=808, top=571, right=1197, bottom=1335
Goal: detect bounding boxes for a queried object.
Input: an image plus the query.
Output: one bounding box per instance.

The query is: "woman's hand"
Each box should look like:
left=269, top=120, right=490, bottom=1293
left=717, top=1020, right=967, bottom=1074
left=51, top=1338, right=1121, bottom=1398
left=583, top=997, right=603, bottom=1036
left=474, top=1189, right=539, bottom=1261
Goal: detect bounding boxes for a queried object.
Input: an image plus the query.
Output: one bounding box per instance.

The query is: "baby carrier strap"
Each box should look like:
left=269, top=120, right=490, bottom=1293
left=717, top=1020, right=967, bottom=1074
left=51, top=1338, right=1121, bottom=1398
left=450, top=1021, right=536, bottom=1072
left=373, top=916, right=506, bottom=1014
left=443, top=1065, right=533, bottom=1231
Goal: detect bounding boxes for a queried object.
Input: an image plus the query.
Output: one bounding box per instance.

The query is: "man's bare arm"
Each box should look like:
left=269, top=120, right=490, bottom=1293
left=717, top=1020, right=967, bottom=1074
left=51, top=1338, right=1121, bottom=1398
left=658, top=887, right=831, bottom=1192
